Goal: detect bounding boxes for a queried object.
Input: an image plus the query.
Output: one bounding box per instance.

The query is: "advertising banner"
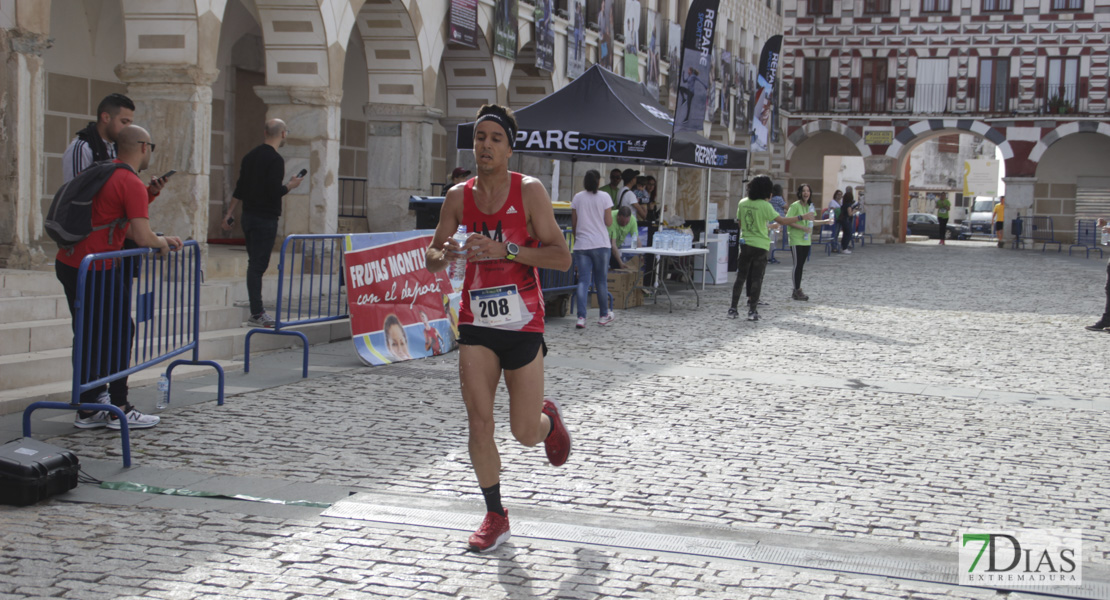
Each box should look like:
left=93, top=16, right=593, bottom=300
left=344, top=232, right=458, bottom=366
left=623, top=0, right=641, bottom=80
left=749, top=35, right=782, bottom=152
left=963, top=159, right=1000, bottom=197
left=566, top=0, right=587, bottom=79
left=598, top=0, right=614, bottom=71
left=448, top=0, right=479, bottom=48
left=493, top=0, right=518, bottom=61
left=666, top=21, right=681, bottom=104
left=645, top=10, right=661, bottom=99
left=534, top=0, right=555, bottom=72
left=672, top=0, right=720, bottom=133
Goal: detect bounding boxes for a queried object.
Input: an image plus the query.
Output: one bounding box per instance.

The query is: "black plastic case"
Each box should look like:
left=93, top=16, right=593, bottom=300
left=0, top=438, right=79, bottom=506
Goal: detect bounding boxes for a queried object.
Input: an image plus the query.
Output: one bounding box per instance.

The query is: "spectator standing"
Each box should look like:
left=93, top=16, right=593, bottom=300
left=935, top=194, right=951, bottom=245
left=828, top=189, right=843, bottom=253
left=839, top=186, right=857, bottom=254
left=62, top=93, right=169, bottom=193
left=728, top=175, right=813, bottom=321
left=570, top=170, right=615, bottom=329
left=642, top=175, right=660, bottom=286
left=1086, top=218, right=1110, bottom=332
left=770, top=184, right=787, bottom=217
left=615, top=168, right=640, bottom=213
left=56, top=125, right=182, bottom=431
left=993, top=197, right=1006, bottom=248
left=631, top=175, right=650, bottom=221
left=599, top=168, right=623, bottom=206
left=441, top=166, right=472, bottom=194
left=785, top=184, right=833, bottom=301
left=222, top=119, right=304, bottom=328
left=608, top=206, right=638, bottom=270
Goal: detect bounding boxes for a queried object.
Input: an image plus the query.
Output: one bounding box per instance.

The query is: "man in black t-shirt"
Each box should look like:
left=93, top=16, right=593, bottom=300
left=223, top=119, right=304, bottom=327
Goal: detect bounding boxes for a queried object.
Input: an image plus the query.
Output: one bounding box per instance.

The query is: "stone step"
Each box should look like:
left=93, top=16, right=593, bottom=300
left=0, top=304, right=251, bottom=357
left=0, top=360, right=239, bottom=419
left=0, top=268, right=63, bottom=295
left=0, top=319, right=352, bottom=412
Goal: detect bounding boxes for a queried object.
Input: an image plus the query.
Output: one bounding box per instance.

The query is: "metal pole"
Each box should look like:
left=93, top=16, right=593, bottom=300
left=702, top=168, right=712, bottom=291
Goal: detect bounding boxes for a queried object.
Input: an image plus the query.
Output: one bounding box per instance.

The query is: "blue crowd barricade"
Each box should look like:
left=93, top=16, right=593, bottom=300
left=24, top=241, right=224, bottom=467
left=244, top=234, right=348, bottom=378
left=817, top=223, right=837, bottom=255
left=539, top=227, right=576, bottom=297
left=1029, top=216, right=1063, bottom=253
left=769, top=227, right=790, bottom=263
left=1069, top=219, right=1104, bottom=259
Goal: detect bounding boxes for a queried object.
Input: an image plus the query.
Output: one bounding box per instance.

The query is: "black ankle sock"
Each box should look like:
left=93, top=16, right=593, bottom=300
left=481, top=484, right=505, bottom=517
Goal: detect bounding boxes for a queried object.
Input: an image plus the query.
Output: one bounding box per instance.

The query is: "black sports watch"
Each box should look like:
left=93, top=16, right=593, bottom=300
left=504, top=242, right=519, bottom=261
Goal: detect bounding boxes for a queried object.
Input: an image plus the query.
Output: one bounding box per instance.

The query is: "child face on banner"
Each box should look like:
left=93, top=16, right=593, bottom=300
left=385, top=318, right=412, bottom=360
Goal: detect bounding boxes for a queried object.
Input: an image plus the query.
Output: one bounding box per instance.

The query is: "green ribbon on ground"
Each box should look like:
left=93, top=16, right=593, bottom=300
left=100, top=481, right=332, bottom=508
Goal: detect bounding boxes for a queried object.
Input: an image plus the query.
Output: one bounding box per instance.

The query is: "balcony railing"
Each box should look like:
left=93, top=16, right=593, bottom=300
left=787, top=81, right=1096, bottom=117
left=1043, top=83, right=1079, bottom=114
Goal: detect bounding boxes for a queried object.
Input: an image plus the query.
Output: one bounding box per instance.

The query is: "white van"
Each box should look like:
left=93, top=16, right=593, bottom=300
left=967, top=197, right=998, bottom=234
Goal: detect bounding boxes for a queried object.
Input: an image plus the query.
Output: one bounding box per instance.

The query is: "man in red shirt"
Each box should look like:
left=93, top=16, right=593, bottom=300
left=54, top=125, right=182, bottom=431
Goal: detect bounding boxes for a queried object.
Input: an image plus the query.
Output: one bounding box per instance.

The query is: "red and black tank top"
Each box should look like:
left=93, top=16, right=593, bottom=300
left=458, top=172, right=545, bottom=333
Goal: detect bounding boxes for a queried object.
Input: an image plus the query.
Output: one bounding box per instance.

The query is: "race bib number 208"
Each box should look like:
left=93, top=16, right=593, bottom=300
left=469, top=285, right=524, bottom=327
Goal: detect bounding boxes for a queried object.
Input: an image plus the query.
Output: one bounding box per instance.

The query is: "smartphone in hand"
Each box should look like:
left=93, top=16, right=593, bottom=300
left=160, top=170, right=176, bottom=180
left=296, top=168, right=307, bottom=178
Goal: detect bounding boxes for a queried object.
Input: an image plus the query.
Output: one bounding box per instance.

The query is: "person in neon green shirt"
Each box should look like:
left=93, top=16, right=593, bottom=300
left=784, top=183, right=834, bottom=301
left=729, top=175, right=814, bottom=321
left=936, top=194, right=951, bottom=246
left=607, top=206, right=638, bottom=269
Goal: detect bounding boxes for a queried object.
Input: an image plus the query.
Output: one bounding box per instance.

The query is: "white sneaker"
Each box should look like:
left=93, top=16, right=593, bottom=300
left=575, top=317, right=586, bottom=329
left=598, top=313, right=615, bottom=326
left=247, top=312, right=276, bottom=328
left=74, top=392, right=112, bottom=429
left=841, top=249, right=852, bottom=255
left=106, top=407, right=161, bottom=430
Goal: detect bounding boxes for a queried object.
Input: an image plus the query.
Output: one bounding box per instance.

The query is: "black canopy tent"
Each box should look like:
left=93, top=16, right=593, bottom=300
left=455, top=65, right=746, bottom=170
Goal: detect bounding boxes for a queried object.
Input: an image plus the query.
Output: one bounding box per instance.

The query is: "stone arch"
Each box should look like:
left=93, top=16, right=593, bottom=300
left=353, top=0, right=427, bottom=107
left=1028, top=121, right=1110, bottom=164
left=785, top=120, right=869, bottom=163
left=885, top=119, right=1013, bottom=161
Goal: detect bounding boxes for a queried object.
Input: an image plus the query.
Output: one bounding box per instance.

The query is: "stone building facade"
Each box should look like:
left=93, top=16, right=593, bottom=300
left=780, top=0, right=1110, bottom=243
left=0, top=0, right=783, bottom=269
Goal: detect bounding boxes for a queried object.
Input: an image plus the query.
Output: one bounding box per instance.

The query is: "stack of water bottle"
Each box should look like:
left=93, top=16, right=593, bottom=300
left=652, top=228, right=694, bottom=252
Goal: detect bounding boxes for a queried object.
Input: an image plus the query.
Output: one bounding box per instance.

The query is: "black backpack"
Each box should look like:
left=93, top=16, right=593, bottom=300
left=45, top=161, right=134, bottom=251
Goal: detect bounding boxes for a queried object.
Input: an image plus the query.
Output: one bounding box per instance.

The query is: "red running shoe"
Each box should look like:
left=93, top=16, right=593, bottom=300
left=468, top=510, right=510, bottom=553
left=542, top=398, right=572, bottom=467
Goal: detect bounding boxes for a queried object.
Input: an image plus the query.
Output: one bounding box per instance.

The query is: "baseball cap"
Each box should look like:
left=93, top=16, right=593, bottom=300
left=621, top=168, right=640, bottom=181
left=452, top=167, right=472, bottom=179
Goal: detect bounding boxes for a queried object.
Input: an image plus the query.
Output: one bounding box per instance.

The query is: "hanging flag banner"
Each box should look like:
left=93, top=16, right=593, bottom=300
left=493, top=0, right=518, bottom=61
left=344, top=232, right=458, bottom=366
left=448, top=0, right=479, bottom=48
left=749, top=34, right=782, bottom=153
left=598, top=0, right=615, bottom=71
left=534, top=0, right=555, bottom=72
left=623, top=0, right=641, bottom=80
left=566, top=0, right=587, bottom=78
left=672, top=0, right=720, bottom=133
left=645, top=10, right=661, bottom=99
left=666, top=21, right=681, bottom=105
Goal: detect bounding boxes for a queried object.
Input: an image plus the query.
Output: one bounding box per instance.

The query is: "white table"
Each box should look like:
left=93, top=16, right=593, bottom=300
left=621, top=247, right=709, bottom=312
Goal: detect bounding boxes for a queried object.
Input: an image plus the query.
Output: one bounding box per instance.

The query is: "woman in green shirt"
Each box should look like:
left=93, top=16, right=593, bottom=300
left=785, top=184, right=833, bottom=301
left=936, top=194, right=951, bottom=246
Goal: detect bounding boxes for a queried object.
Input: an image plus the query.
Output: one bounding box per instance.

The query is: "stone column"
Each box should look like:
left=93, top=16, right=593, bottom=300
left=115, top=64, right=218, bottom=247
left=0, top=26, right=50, bottom=268
left=365, top=103, right=443, bottom=232
left=1002, top=176, right=1036, bottom=241
left=254, top=86, right=341, bottom=236
left=862, top=155, right=897, bottom=243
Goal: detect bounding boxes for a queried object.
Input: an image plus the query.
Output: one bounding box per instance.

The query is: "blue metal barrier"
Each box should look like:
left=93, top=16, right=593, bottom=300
left=853, top=213, right=873, bottom=246
left=1029, top=216, right=1063, bottom=253
left=817, top=223, right=837, bottom=255
left=24, top=241, right=224, bottom=467
left=769, top=227, right=789, bottom=263
left=1069, top=219, right=1104, bottom=259
left=244, top=234, right=348, bottom=378
left=539, top=227, right=576, bottom=297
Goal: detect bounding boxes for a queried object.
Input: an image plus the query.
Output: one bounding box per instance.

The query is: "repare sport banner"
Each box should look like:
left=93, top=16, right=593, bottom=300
left=344, top=232, right=459, bottom=366
left=448, top=0, right=478, bottom=48
left=622, top=0, right=640, bottom=81
left=749, top=34, right=782, bottom=153
left=598, top=0, right=614, bottom=71
left=671, top=0, right=720, bottom=133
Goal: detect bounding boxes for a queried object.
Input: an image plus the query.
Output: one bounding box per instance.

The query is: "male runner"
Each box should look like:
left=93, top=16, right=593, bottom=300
left=425, top=104, right=573, bottom=553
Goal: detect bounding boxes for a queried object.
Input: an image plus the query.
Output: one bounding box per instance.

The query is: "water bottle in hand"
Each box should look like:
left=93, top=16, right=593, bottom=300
left=156, top=373, right=169, bottom=410
left=449, top=225, right=468, bottom=289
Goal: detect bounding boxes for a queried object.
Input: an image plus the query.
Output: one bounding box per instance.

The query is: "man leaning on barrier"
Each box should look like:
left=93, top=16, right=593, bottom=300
left=1086, top=218, right=1110, bottom=332
left=55, top=125, right=183, bottom=431
left=222, top=118, right=305, bottom=328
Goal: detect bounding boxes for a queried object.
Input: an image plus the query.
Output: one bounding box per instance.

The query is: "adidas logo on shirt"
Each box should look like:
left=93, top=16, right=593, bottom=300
left=506, top=206, right=518, bottom=214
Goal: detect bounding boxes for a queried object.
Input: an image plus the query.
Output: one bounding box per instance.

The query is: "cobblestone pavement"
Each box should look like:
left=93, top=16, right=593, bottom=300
left=2, top=240, right=1108, bottom=599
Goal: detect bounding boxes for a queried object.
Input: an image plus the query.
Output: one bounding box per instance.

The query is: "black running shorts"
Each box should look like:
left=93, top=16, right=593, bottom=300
left=994, top=221, right=1004, bottom=232
left=457, top=325, right=547, bottom=371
